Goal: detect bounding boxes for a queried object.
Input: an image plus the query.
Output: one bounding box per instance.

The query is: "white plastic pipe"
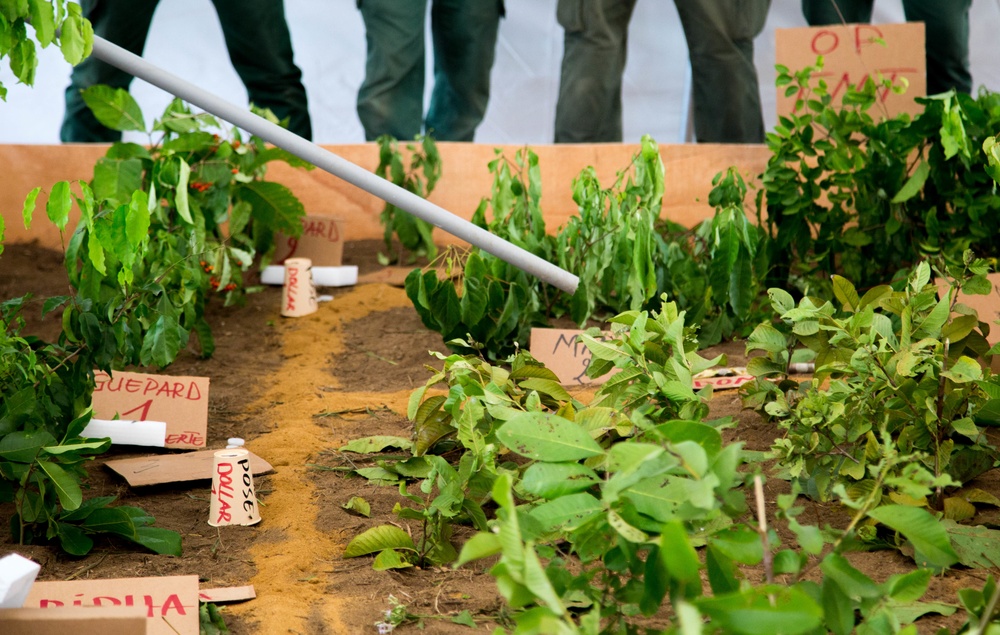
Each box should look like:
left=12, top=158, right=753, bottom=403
left=89, top=36, right=580, bottom=295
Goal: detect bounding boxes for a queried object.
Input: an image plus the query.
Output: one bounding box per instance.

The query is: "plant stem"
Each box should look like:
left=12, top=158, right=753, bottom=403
left=753, top=474, right=774, bottom=586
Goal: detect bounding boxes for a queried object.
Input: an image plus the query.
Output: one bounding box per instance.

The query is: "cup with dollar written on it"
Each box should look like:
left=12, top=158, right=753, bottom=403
left=281, top=257, right=318, bottom=317
left=208, top=448, right=261, bottom=527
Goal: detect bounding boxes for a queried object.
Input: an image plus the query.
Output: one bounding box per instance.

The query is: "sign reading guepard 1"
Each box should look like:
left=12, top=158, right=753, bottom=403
left=90, top=370, right=209, bottom=449
left=775, top=22, right=926, bottom=119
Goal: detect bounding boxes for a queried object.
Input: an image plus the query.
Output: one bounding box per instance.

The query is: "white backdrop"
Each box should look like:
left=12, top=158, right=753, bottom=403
left=2, top=0, right=999, bottom=145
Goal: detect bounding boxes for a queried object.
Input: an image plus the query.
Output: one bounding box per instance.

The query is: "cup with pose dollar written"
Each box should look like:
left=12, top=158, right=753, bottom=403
left=281, top=257, right=318, bottom=317
left=208, top=448, right=261, bottom=527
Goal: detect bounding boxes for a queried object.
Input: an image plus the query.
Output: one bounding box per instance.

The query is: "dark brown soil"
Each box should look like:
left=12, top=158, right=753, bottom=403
left=0, top=239, right=991, bottom=633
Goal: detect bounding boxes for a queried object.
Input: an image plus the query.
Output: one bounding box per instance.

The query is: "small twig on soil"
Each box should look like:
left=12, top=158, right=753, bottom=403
left=366, top=351, right=399, bottom=365
left=65, top=553, right=108, bottom=580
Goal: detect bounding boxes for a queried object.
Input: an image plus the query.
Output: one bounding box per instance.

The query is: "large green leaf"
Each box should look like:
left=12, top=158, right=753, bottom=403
left=140, top=314, right=185, bottom=368
left=372, top=548, right=413, bottom=570
left=133, top=526, right=183, bottom=556
left=455, top=532, right=502, bottom=568
left=82, top=507, right=136, bottom=538
left=337, top=436, right=413, bottom=454
left=520, top=462, right=600, bottom=499
left=237, top=181, right=305, bottom=235
left=81, top=85, right=146, bottom=132
left=940, top=520, right=1000, bottom=569
left=93, top=157, right=144, bottom=206
left=0, top=430, right=57, bottom=463
left=868, top=505, right=959, bottom=568
left=56, top=522, right=94, bottom=556
left=527, top=492, right=602, bottom=533
left=696, top=585, right=823, bottom=635
left=46, top=180, right=72, bottom=231
left=890, top=160, right=930, bottom=204
left=343, top=524, right=416, bottom=558
left=59, top=7, right=93, bottom=65
left=496, top=412, right=605, bottom=461
left=37, top=460, right=83, bottom=511
left=820, top=552, right=881, bottom=600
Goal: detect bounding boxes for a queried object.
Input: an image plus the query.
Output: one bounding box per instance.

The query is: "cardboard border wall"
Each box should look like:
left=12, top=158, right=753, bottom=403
left=0, top=142, right=769, bottom=251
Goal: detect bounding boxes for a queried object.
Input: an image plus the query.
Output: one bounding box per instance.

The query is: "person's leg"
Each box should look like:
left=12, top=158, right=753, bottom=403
left=60, top=0, right=159, bottom=142
left=356, top=0, right=427, bottom=141
left=212, top=0, right=312, bottom=139
left=674, top=0, right=771, bottom=143
left=800, top=0, right=873, bottom=25
left=902, top=0, right=972, bottom=94
left=554, top=0, right=637, bottom=143
left=425, top=0, right=503, bottom=141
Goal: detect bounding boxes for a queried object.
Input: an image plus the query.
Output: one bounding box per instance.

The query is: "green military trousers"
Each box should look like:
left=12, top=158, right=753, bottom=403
left=802, top=0, right=972, bottom=95
left=61, top=0, right=312, bottom=142
left=555, top=0, right=771, bottom=143
left=356, top=0, right=503, bottom=142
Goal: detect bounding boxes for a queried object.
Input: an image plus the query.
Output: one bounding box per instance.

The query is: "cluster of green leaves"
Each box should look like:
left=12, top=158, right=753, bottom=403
left=1, top=300, right=180, bottom=556
left=556, top=135, right=664, bottom=323
left=743, top=256, right=1000, bottom=509
left=49, top=86, right=308, bottom=362
left=655, top=168, right=771, bottom=347
left=406, top=146, right=554, bottom=361
left=408, top=137, right=766, bottom=359
left=0, top=89, right=308, bottom=554
left=0, top=0, right=91, bottom=101
left=340, top=301, right=976, bottom=633
left=342, top=350, right=599, bottom=569
left=763, top=60, right=1000, bottom=295
left=374, top=134, right=441, bottom=264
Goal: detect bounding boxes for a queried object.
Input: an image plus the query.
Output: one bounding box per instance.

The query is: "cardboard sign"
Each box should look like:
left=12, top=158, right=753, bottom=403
left=91, top=371, right=210, bottom=450
left=199, top=586, right=256, bottom=604
left=104, top=449, right=274, bottom=488
left=529, top=328, right=617, bottom=386
left=692, top=374, right=754, bottom=391
left=775, top=22, right=926, bottom=119
left=24, top=575, right=199, bottom=635
left=272, top=214, right=344, bottom=266
left=0, top=606, right=149, bottom=634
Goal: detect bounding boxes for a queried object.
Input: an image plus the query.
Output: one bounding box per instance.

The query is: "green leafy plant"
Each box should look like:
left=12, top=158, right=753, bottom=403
left=451, top=309, right=959, bottom=634
left=743, top=255, right=999, bottom=506
left=0, top=0, right=92, bottom=101
left=374, top=134, right=441, bottom=264
left=0, top=87, right=308, bottom=554
left=199, top=601, right=230, bottom=635
left=655, top=167, right=771, bottom=347
left=762, top=60, right=1000, bottom=295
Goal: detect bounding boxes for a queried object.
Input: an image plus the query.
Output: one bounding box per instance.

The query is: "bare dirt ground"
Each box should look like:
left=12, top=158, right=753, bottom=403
left=1, top=239, right=994, bottom=633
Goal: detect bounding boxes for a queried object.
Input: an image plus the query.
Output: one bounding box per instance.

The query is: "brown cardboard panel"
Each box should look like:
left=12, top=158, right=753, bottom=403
left=91, top=370, right=210, bottom=450
left=1, top=143, right=771, bottom=252
left=272, top=214, right=345, bottom=266
left=105, top=449, right=274, bottom=487
left=937, top=272, right=1000, bottom=372
left=775, top=22, right=926, bottom=119
left=24, top=575, right=198, bottom=635
left=0, top=606, right=149, bottom=634
left=529, top=328, right=617, bottom=386
left=198, top=585, right=256, bottom=603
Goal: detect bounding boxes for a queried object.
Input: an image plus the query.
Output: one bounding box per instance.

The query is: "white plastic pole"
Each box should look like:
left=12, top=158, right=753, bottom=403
left=88, top=36, right=580, bottom=295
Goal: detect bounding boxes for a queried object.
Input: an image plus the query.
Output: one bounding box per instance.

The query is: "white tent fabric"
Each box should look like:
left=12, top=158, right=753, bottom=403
left=1, top=0, right=998, bottom=145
